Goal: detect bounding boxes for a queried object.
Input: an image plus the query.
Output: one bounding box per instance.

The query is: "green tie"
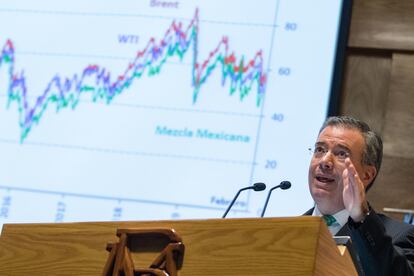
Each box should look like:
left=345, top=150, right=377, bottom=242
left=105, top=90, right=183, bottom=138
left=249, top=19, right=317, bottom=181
left=322, top=215, right=337, bottom=226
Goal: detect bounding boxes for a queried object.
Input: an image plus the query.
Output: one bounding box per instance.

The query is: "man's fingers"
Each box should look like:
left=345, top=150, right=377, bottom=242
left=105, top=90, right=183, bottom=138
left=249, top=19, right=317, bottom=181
left=345, top=158, right=363, bottom=190
left=343, top=167, right=353, bottom=193
left=345, top=158, right=357, bottom=174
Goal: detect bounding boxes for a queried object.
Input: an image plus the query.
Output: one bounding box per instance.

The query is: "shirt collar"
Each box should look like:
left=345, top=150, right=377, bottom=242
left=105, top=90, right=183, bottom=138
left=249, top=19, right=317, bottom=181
left=312, top=205, right=350, bottom=233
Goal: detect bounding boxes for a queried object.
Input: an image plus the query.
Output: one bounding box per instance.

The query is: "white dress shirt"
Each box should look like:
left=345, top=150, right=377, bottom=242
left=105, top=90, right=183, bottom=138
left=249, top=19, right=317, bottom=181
left=313, top=205, right=350, bottom=235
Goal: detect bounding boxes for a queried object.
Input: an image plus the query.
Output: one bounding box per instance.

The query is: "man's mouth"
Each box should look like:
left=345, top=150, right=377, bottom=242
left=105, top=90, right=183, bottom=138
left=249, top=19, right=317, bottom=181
left=315, top=176, right=335, bottom=183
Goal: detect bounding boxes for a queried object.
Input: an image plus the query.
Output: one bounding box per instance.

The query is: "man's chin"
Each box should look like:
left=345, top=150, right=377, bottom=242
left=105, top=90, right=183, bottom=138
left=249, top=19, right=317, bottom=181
left=311, top=185, right=336, bottom=199
left=310, top=186, right=344, bottom=211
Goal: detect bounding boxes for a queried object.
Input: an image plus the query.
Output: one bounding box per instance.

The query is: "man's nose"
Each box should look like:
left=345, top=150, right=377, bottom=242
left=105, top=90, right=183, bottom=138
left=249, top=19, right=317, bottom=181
left=319, top=151, right=333, bottom=170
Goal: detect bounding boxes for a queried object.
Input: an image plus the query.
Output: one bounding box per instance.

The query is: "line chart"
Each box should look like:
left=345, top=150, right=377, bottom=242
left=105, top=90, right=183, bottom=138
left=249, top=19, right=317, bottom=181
left=0, top=8, right=266, bottom=142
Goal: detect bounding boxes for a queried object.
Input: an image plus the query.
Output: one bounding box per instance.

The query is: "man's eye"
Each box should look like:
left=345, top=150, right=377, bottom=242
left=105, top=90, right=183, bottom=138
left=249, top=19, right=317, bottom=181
left=315, top=147, right=325, bottom=153
left=337, top=150, right=349, bottom=158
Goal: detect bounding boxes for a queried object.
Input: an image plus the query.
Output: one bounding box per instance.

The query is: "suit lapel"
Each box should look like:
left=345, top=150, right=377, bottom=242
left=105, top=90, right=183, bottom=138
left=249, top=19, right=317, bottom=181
left=303, top=207, right=314, bottom=216
left=336, top=224, right=351, bottom=236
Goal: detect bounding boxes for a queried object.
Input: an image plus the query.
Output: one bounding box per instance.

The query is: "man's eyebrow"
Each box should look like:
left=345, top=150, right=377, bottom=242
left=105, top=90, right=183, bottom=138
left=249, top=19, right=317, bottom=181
left=314, top=142, right=351, bottom=152
left=315, top=141, right=327, bottom=146
left=335, top=144, right=351, bottom=151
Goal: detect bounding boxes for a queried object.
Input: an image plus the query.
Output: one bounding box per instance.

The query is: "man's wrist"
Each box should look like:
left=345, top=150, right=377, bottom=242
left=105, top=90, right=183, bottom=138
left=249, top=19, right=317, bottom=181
left=352, top=202, right=370, bottom=223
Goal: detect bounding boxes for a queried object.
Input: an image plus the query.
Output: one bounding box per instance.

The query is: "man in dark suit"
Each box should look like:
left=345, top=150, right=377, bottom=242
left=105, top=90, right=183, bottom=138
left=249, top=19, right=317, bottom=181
left=307, top=116, right=414, bottom=275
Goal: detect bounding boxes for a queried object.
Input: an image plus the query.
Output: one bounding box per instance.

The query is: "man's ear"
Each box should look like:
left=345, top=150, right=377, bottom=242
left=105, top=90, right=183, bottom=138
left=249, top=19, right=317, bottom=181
left=362, top=165, right=377, bottom=188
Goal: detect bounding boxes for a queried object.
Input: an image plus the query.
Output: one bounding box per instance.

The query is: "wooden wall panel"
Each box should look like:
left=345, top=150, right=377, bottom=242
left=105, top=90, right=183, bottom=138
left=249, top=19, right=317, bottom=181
left=340, top=51, right=391, bottom=135
left=338, top=52, right=414, bottom=213
left=382, top=54, right=414, bottom=159
left=340, top=0, right=414, bottom=214
left=368, top=156, right=414, bottom=215
left=349, top=0, right=414, bottom=50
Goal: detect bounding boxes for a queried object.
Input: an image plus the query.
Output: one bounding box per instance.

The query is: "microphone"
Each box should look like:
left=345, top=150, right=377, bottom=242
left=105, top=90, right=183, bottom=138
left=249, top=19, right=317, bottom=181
left=260, top=181, right=291, bottom=217
left=222, top=182, right=266, bottom=218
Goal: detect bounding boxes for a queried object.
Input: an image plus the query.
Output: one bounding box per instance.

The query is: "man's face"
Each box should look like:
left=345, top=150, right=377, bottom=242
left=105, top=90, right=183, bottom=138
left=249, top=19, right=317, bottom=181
left=308, top=126, right=373, bottom=214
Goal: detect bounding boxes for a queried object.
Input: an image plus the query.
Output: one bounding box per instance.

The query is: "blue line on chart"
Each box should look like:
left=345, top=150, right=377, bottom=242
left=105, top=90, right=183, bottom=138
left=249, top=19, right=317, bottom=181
left=0, top=94, right=264, bottom=119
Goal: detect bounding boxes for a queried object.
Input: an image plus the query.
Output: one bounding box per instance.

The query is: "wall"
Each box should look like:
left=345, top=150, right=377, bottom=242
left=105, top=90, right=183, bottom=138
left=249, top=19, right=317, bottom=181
left=340, top=0, right=414, bottom=218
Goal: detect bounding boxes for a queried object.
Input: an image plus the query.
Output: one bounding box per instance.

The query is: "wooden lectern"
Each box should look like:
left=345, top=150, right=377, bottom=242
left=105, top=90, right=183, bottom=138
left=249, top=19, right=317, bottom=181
left=0, top=217, right=358, bottom=275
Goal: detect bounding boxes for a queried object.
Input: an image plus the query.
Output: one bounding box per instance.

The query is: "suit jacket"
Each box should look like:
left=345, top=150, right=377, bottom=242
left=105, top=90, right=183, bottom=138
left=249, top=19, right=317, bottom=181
left=304, top=207, right=414, bottom=276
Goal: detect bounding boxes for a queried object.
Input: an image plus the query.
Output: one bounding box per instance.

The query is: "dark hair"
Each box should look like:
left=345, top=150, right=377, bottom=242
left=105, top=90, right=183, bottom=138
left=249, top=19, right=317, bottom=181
left=320, top=116, right=383, bottom=190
